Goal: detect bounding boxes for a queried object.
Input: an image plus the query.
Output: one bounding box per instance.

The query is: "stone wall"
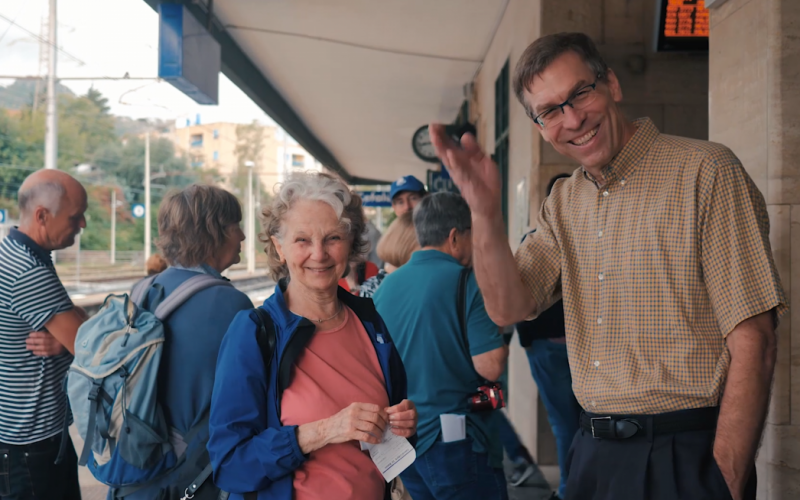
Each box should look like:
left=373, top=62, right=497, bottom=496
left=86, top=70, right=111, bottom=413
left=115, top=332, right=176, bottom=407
left=709, top=0, right=800, bottom=497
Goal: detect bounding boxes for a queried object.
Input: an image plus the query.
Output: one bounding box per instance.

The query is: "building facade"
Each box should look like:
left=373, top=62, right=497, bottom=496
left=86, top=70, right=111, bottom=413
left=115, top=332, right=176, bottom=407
left=171, top=121, right=321, bottom=197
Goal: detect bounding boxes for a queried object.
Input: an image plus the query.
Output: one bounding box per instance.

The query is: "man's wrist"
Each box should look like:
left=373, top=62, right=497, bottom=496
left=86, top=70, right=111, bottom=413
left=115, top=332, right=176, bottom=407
left=714, top=445, right=745, bottom=499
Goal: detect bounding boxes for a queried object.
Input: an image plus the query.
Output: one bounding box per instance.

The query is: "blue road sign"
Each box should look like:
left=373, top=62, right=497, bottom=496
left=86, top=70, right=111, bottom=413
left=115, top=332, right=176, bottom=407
left=360, top=191, right=392, bottom=207
left=132, top=204, right=146, bottom=219
left=0, top=209, right=6, bottom=224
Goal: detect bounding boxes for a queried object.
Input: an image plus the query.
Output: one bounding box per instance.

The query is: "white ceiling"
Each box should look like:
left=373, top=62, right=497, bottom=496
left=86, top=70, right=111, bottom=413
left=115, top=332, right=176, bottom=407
left=212, top=0, right=509, bottom=183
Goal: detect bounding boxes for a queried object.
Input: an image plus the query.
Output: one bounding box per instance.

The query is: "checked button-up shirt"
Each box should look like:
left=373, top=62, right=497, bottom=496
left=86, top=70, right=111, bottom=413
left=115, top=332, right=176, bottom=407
left=516, top=117, right=787, bottom=415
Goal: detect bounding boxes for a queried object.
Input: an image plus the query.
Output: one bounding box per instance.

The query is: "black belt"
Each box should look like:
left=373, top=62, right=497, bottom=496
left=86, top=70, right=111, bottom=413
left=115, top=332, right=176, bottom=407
left=580, top=406, right=719, bottom=440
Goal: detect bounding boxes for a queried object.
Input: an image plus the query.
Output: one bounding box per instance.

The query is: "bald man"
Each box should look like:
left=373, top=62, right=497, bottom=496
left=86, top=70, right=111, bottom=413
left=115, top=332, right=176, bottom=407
left=0, top=169, right=87, bottom=500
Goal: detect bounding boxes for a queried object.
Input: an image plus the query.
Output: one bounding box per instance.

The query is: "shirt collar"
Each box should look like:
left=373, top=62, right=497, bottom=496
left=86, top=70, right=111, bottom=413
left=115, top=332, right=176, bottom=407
left=7, top=227, right=53, bottom=266
left=409, top=249, right=461, bottom=265
left=171, top=263, right=226, bottom=280
left=582, top=117, right=660, bottom=187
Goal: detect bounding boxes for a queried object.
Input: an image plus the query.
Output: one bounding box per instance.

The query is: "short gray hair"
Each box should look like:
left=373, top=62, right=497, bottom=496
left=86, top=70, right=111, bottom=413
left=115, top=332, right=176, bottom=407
left=18, top=181, right=65, bottom=221
left=413, top=192, right=471, bottom=248
left=260, top=171, right=368, bottom=281
left=513, top=32, right=609, bottom=120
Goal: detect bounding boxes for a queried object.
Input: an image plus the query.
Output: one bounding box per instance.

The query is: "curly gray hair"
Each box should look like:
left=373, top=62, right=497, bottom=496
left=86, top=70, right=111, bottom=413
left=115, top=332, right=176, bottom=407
left=260, top=171, right=368, bottom=281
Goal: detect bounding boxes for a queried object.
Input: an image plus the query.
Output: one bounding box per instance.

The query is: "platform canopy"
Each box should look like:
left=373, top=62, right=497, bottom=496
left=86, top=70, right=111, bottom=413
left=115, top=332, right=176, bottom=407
left=143, top=0, right=509, bottom=184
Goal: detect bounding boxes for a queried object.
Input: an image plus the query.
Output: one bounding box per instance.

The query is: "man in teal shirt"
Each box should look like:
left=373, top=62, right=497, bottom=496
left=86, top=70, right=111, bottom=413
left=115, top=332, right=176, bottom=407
left=374, top=192, right=509, bottom=500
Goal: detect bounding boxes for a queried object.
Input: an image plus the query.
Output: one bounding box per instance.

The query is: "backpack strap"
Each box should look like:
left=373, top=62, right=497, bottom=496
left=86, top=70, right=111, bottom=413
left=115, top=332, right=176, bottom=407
left=130, top=274, right=158, bottom=306
left=153, top=274, right=233, bottom=321
left=253, top=307, right=277, bottom=370
left=457, top=267, right=472, bottom=354
left=457, top=267, right=487, bottom=382
left=244, top=308, right=277, bottom=500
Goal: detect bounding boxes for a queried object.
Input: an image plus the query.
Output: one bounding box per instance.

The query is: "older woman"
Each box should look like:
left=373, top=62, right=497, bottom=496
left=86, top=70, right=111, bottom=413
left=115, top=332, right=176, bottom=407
left=360, top=211, right=418, bottom=298
left=208, top=172, right=417, bottom=500
left=111, top=184, right=254, bottom=500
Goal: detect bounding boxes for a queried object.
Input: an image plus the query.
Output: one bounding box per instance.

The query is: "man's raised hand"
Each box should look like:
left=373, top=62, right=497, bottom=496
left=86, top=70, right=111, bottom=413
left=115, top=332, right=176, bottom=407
left=429, top=123, right=502, bottom=219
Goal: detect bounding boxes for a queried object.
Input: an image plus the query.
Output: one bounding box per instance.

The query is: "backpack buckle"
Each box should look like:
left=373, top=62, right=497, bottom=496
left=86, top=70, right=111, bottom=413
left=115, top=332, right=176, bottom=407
left=87, top=380, right=102, bottom=401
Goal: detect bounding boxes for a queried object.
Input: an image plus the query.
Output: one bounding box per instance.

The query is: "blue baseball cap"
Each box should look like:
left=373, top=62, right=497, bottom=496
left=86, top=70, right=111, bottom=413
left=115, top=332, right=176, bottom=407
left=390, top=175, right=426, bottom=200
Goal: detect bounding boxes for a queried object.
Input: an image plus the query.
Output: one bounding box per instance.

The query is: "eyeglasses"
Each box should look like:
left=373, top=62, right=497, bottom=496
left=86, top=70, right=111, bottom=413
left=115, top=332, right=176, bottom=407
left=532, top=79, right=600, bottom=128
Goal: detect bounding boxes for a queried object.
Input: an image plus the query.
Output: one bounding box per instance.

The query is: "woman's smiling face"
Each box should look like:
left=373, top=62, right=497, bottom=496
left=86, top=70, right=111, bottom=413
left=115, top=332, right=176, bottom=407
left=271, top=198, right=352, bottom=293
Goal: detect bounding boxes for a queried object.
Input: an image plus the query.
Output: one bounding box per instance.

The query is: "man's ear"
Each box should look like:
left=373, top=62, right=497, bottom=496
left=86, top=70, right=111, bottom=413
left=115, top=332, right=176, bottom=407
left=449, top=227, right=459, bottom=247
left=34, top=206, right=48, bottom=226
left=606, top=69, right=624, bottom=103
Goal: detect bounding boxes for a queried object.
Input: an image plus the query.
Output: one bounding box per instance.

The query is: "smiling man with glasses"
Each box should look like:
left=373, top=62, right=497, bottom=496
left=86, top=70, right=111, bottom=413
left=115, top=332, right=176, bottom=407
left=429, top=32, right=785, bottom=500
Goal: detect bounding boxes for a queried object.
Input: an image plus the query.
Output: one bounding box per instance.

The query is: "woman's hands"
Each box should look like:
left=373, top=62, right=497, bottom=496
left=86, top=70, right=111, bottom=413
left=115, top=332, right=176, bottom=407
left=324, top=402, right=389, bottom=446
left=296, top=400, right=418, bottom=454
left=297, top=402, right=387, bottom=454
left=387, top=399, right=417, bottom=438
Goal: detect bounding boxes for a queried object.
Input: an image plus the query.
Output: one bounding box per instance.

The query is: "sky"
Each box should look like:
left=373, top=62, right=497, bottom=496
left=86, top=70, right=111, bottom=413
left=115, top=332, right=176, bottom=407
left=0, top=0, right=277, bottom=127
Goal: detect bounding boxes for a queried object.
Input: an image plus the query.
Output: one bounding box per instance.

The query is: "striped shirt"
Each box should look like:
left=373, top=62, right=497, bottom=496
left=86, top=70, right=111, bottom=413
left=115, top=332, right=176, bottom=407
left=0, top=228, right=73, bottom=444
left=515, top=117, right=787, bottom=415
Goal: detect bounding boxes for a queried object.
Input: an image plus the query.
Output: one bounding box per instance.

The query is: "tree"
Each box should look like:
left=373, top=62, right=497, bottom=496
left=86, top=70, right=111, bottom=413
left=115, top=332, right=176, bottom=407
left=92, top=134, right=215, bottom=206
left=4, top=89, right=118, bottom=173
left=85, top=87, right=110, bottom=114
left=232, top=121, right=265, bottom=197
left=0, top=110, right=29, bottom=201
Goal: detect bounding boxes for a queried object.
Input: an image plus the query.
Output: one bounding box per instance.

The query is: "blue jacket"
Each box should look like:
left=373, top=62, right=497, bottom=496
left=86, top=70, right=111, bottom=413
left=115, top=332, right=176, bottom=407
left=208, top=282, right=412, bottom=500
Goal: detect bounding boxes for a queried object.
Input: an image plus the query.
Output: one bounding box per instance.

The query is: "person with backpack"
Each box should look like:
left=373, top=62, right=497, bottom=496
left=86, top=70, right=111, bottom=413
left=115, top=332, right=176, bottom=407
left=208, top=171, right=417, bottom=500
left=69, top=184, right=254, bottom=500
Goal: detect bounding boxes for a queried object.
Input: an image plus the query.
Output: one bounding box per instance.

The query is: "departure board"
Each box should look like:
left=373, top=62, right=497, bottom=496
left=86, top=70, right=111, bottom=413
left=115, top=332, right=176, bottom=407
left=655, top=0, right=710, bottom=51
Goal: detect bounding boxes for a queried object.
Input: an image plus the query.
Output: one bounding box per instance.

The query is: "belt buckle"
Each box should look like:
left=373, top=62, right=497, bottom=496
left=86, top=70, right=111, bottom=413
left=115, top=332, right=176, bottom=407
left=590, top=416, right=612, bottom=438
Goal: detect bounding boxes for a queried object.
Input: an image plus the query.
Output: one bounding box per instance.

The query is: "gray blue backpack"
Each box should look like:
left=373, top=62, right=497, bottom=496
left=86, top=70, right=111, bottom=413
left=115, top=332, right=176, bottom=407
left=66, top=273, right=231, bottom=494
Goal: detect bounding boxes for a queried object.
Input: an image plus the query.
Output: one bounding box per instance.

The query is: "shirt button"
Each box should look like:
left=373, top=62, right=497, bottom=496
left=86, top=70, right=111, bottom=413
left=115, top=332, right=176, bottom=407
left=598, top=230, right=603, bottom=237
left=598, top=273, right=604, bottom=281
left=594, top=361, right=600, bottom=367
left=597, top=317, right=603, bottom=325
left=620, top=179, right=627, bottom=186
left=603, top=190, right=609, bottom=197
left=591, top=401, right=597, bottom=407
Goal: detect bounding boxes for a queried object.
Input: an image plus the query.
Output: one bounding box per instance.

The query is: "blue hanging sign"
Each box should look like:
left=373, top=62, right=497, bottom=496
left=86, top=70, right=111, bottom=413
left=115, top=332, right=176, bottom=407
left=158, top=4, right=221, bottom=105
left=360, top=191, right=392, bottom=207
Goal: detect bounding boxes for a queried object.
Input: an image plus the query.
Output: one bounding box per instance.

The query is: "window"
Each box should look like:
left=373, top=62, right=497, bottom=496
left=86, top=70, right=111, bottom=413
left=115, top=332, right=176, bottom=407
left=191, top=159, right=204, bottom=168
left=213, top=129, right=219, bottom=139
left=190, top=134, right=203, bottom=148
left=494, top=60, right=510, bottom=226
left=213, top=151, right=219, bottom=161
left=291, top=154, right=305, bottom=167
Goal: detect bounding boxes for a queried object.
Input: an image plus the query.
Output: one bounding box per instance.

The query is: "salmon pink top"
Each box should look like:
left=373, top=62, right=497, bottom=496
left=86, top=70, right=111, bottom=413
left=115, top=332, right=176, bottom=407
left=280, top=306, right=389, bottom=500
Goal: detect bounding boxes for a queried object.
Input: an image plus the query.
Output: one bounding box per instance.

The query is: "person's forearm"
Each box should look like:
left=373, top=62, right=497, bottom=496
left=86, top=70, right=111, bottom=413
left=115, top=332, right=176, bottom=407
left=714, top=317, right=777, bottom=499
left=472, top=213, right=536, bottom=325
left=296, top=419, right=328, bottom=455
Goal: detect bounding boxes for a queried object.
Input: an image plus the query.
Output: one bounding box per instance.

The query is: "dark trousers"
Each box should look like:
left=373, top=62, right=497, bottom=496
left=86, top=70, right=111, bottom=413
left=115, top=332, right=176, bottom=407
left=564, top=426, right=756, bottom=500
left=0, top=434, right=81, bottom=500
left=400, top=438, right=508, bottom=500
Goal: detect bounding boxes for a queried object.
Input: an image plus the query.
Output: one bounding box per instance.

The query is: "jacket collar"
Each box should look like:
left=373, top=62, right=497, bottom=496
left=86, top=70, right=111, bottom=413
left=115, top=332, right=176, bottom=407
left=266, top=278, right=381, bottom=327
left=7, top=227, right=52, bottom=266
